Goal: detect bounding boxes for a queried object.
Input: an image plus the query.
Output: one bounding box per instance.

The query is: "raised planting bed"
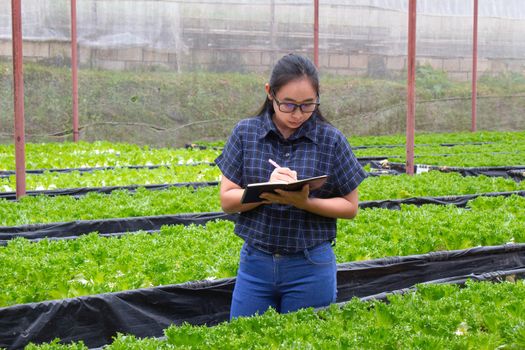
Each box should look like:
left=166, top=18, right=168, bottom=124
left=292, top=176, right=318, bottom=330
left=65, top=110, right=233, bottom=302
left=1, top=195, right=524, bottom=308
left=4, top=249, right=525, bottom=349
left=2, top=172, right=524, bottom=223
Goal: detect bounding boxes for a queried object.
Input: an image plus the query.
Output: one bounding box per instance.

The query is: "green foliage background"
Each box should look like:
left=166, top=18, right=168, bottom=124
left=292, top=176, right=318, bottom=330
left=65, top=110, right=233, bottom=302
left=1, top=61, right=524, bottom=147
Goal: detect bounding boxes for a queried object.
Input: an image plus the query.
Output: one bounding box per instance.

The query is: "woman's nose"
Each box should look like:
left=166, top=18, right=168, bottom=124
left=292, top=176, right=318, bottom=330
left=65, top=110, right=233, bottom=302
left=291, top=108, right=303, bottom=117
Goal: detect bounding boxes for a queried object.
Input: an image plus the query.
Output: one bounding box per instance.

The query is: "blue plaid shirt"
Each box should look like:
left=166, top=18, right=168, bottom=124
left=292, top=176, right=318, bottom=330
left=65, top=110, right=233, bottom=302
left=215, top=111, right=367, bottom=254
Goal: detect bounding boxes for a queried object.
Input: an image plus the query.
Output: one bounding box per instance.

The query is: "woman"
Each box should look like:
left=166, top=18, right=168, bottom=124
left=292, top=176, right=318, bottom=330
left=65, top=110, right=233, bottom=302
left=215, top=53, right=367, bottom=319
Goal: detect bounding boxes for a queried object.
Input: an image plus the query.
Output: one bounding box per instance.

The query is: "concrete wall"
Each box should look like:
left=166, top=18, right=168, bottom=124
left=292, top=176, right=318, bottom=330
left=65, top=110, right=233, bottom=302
left=2, top=38, right=524, bottom=81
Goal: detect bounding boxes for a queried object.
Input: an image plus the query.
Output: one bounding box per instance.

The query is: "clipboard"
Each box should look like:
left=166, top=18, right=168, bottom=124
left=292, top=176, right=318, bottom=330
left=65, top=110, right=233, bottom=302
left=240, top=175, right=328, bottom=204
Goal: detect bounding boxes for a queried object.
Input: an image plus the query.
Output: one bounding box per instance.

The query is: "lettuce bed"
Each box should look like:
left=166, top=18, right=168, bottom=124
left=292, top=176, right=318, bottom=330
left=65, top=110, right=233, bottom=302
left=25, top=281, right=525, bottom=349
left=2, top=172, right=524, bottom=226
left=1, top=196, right=524, bottom=307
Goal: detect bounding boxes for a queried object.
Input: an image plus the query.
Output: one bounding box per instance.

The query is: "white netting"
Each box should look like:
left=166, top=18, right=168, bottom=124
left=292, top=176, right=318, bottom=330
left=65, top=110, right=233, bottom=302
left=0, top=1, right=524, bottom=60
left=0, top=0, right=524, bottom=146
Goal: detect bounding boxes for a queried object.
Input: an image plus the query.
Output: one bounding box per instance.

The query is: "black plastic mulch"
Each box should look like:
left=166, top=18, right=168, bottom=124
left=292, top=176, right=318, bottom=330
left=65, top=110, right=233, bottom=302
left=370, top=161, right=525, bottom=181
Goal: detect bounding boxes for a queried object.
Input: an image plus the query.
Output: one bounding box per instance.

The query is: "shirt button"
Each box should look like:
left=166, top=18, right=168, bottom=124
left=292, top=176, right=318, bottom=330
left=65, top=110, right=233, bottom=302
left=284, top=152, right=290, bottom=157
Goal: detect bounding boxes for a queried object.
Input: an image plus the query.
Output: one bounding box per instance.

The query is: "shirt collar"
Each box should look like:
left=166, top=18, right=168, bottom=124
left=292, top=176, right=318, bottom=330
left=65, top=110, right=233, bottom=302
left=257, top=110, right=319, bottom=144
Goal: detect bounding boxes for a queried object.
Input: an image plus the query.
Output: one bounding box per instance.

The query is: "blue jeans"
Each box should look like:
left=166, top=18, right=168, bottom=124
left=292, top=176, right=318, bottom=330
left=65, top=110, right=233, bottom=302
left=230, top=241, right=337, bottom=319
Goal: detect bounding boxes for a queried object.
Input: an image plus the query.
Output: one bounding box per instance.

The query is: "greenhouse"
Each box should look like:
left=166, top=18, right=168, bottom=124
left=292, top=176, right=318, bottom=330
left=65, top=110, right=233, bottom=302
left=1, top=0, right=525, bottom=349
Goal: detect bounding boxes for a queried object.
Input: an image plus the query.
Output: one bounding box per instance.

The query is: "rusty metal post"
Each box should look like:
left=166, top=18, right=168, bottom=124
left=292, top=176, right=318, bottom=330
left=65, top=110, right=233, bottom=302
left=270, top=0, right=277, bottom=64
left=406, top=0, right=417, bottom=176
left=71, top=0, right=79, bottom=141
left=11, top=0, right=26, bottom=198
left=471, top=0, right=478, bottom=132
left=314, top=0, right=319, bottom=67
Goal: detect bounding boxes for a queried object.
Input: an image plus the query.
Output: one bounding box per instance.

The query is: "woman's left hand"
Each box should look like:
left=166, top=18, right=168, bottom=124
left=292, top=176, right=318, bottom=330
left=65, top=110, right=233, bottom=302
left=260, top=185, right=310, bottom=209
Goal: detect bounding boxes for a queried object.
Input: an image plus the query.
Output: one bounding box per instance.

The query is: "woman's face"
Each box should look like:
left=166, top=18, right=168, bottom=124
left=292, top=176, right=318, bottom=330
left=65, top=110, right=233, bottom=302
left=265, top=78, right=318, bottom=139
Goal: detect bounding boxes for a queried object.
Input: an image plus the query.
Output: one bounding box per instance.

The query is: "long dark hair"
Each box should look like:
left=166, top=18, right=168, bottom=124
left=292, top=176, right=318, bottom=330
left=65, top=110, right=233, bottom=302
left=256, top=53, right=328, bottom=123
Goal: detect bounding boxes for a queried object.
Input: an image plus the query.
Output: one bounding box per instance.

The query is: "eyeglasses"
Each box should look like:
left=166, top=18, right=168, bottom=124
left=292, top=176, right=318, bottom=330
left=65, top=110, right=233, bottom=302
left=271, top=94, right=320, bottom=114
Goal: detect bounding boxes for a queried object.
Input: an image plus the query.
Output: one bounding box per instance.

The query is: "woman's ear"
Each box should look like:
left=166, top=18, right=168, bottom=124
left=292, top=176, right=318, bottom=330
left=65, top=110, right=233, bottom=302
left=265, top=83, right=272, bottom=100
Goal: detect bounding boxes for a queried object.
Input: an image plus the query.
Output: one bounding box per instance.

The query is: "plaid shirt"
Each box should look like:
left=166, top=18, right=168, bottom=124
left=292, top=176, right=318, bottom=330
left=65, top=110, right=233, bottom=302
left=215, top=111, right=367, bottom=254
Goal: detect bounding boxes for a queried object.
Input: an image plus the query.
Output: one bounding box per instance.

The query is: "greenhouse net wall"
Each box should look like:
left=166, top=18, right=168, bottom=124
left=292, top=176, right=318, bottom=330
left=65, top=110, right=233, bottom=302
left=0, top=0, right=524, bottom=147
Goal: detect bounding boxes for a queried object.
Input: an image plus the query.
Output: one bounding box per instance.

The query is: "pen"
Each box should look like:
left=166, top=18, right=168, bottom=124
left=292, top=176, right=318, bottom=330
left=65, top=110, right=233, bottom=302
left=268, top=159, right=281, bottom=168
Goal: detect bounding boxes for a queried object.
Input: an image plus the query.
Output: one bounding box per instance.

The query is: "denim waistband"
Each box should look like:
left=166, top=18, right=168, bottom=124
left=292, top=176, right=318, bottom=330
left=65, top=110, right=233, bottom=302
left=244, top=240, right=333, bottom=257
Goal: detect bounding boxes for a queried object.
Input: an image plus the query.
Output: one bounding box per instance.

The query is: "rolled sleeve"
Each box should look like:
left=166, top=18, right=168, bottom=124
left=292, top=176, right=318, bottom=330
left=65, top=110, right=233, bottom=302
left=215, top=124, right=244, bottom=186
left=332, top=136, right=368, bottom=196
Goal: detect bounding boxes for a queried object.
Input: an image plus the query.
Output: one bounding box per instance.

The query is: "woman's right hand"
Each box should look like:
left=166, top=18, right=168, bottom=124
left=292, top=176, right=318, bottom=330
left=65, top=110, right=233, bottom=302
left=269, top=167, right=297, bottom=183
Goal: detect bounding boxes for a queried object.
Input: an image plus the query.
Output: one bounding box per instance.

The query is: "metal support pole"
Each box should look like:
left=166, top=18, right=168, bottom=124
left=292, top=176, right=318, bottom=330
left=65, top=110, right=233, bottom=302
left=270, top=0, right=277, bottom=64
left=406, top=0, right=417, bottom=176
left=71, top=0, right=79, bottom=141
left=313, top=0, right=319, bottom=67
left=11, top=0, right=26, bottom=198
left=471, top=0, right=478, bottom=132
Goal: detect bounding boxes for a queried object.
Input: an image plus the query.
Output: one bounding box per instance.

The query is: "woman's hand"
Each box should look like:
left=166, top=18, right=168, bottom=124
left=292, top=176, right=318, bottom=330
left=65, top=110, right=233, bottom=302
left=261, top=186, right=360, bottom=219
left=269, top=167, right=297, bottom=183
left=260, top=184, right=310, bottom=208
